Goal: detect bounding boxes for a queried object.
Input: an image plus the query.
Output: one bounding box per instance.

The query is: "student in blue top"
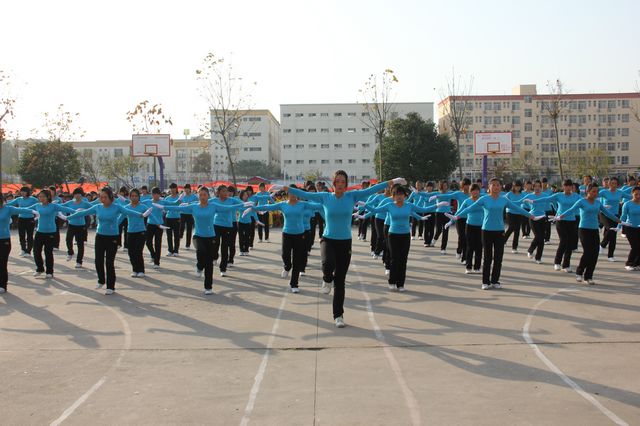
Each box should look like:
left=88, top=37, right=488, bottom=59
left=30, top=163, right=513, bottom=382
left=524, top=179, right=581, bottom=272
left=521, top=180, right=553, bottom=263
left=421, top=181, right=437, bottom=247
left=139, top=186, right=152, bottom=202
left=541, top=178, right=556, bottom=243
left=62, top=188, right=93, bottom=268
left=557, top=182, right=620, bottom=285
left=119, top=188, right=152, bottom=278
left=431, top=178, right=471, bottom=261
left=364, top=184, right=441, bottom=291
left=301, top=193, right=324, bottom=274
left=65, top=187, right=151, bottom=294
left=7, top=186, right=39, bottom=256
left=179, top=184, right=198, bottom=251
left=29, top=190, right=77, bottom=278
left=599, top=177, right=631, bottom=261
left=0, top=197, right=43, bottom=293
left=115, top=186, right=130, bottom=251
left=578, top=175, right=592, bottom=195
left=357, top=180, right=371, bottom=241
left=226, top=186, right=241, bottom=267
left=210, top=185, right=245, bottom=276
left=251, top=182, right=274, bottom=243
left=408, top=180, right=425, bottom=240
left=443, top=183, right=484, bottom=274
left=279, top=170, right=403, bottom=328
left=245, top=184, right=323, bottom=292
left=237, top=190, right=263, bottom=256
left=448, top=178, right=543, bottom=290
left=521, top=181, right=533, bottom=239
left=164, top=183, right=183, bottom=257
left=142, top=187, right=182, bottom=268
left=503, top=180, right=527, bottom=253
left=620, top=186, right=640, bottom=271
left=432, top=180, right=453, bottom=254
left=155, top=186, right=249, bottom=295
left=303, top=184, right=322, bottom=255
left=370, top=187, right=391, bottom=259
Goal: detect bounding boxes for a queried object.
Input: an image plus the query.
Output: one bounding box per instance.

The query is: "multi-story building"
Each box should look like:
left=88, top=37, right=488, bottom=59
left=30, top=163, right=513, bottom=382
left=209, top=109, right=280, bottom=180
left=280, top=102, right=434, bottom=181
left=438, top=84, right=640, bottom=179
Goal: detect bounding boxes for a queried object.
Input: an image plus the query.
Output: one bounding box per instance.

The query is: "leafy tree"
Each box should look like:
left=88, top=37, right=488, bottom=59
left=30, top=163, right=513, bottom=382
left=17, top=140, right=81, bottom=187
left=1, top=70, right=17, bottom=188
left=80, top=151, right=105, bottom=188
left=512, top=150, right=541, bottom=179
left=374, top=113, right=457, bottom=182
left=234, top=160, right=281, bottom=178
left=1, top=141, right=19, bottom=175
left=102, top=156, right=142, bottom=188
left=562, top=148, right=611, bottom=179
left=192, top=150, right=211, bottom=174
left=540, top=79, right=568, bottom=181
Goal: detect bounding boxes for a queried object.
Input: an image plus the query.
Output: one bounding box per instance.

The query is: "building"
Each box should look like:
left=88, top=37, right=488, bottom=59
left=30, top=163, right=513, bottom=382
left=438, top=85, right=640, bottom=179
left=209, top=109, right=281, bottom=180
left=279, top=102, right=434, bottom=182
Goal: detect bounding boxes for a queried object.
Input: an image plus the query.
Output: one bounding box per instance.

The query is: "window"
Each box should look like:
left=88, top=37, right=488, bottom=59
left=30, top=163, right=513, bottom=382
left=309, top=159, right=317, bottom=164
left=296, top=144, right=304, bottom=149
left=284, top=160, right=292, bottom=164
left=598, top=128, right=607, bottom=137
left=524, top=109, right=532, bottom=118
left=362, top=159, right=371, bottom=164
left=621, top=142, right=629, bottom=151
left=578, top=143, right=586, bottom=152
left=283, top=113, right=291, bottom=118
left=494, top=116, right=502, bottom=125
left=304, top=128, right=316, bottom=134
left=524, top=96, right=532, bottom=103
left=361, top=128, right=370, bottom=132
left=598, top=100, right=607, bottom=109
left=348, top=159, right=356, bottom=164
left=295, top=113, right=304, bottom=117
left=621, top=156, right=629, bottom=165
left=621, top=100, right=630, bottom=108
left=483, top=102, right=492, bottom=111
left=347, top=112, right=356, bottom=117
left=577, top=101, right=587, bottom=110
left=247, top=117, right=262, bottom=122
left=524, top=137, right=532, bottom=146
left=248, top=147, right=261, bottom=152
left=493, top=102, right=501, bottom=110
left=607, top=128, right=615, bottom=137
left=335, top=159, right=343, bottom=164
left=348, top=143, right=356, bottom=148
left=321, top=144, right=329, bottom=149
left=607, top=114, right=616, bottom=124
left=296, top=160, right=304, bottom=164
left=283, top=144, right=292, bottom=149
left=321, top=128, right=329, bottom=133
left=361, top=112, right=369, bottom=117
left=362, top=143, right=370, bottom=148
left=484, top=116, right=492, bottom=125
left=114, top=148, right=123, bottom=157
left=334, top=128, right=342, bottom=133
left=334, top=112, right=342, bottom=117
left=511, top=102, right=520, bottom=110
left=607, top=143, right=616, bottom=151
left=524, top=123, right=532, bottom=131
left=621, top=128, right=629, bottom=136
left=321, top=159, right=329, bottom=164
left=283, top=129, right=292, bottom=133
left=334, top=144, right=342, bottom=148
left=347, top=128, right=356, bottom=133
left=512, top=116, right=520, bottom=124
left=308, top=113, right=316, bottom=117
left=320, top=112, right=329, bottom=117
left=296, top=129, right=304, bottom=133
left=512, top=130, right=520, bottom=139
left=621, top=114, right=630, bottom=123
left=607, top=100, right=616, bottom=109
left=309, top=144, right=317, bottom=149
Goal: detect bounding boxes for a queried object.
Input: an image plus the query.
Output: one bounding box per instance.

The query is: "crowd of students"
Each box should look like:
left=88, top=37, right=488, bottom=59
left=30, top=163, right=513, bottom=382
left=0, top=171, right=638, bottom=328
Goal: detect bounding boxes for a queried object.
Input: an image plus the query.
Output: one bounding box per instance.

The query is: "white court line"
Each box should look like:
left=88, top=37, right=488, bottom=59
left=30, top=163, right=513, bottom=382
left=354, top=265, right=421, bottom=426
left=49, top=283, right=132, bottom=426
left=239, top=290, right=288, bottom=426
left=522, top=287, right=628, bottom=426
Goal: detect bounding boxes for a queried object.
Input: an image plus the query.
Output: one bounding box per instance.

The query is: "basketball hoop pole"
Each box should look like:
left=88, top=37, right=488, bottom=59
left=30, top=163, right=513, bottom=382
left=482, top=155, right=488, bottom=188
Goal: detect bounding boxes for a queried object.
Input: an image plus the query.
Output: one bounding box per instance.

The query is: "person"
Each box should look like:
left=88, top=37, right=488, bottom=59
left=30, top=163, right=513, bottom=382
left=155, top=186, right=248, bottom=294
left=65, top=187, right=150, bottom=294
left=431, top=178, right=471, bottom=262
left=29, top=190, right=77, bottom=278
left=620, top=186, right=640, bottom=271
left=524, top=179, right=581, bottom=272
left=119, top=189, right=150, bottom=277
left=305, top=184, right=321, bottom=252
left=557, top=183, right=620, bottom=285
left=245, top=185, right=322, bottom=292
left=252, top=182, right=273, bottom=243
left=227, top=186, right=240, bottom=267
left=445, top=183, right=483, bottom=274
left=421, top=181, right=437, bottom=247
left=521, top=180, right=552, bottom=264
left=599, top=177, right=630, bottom=262
left=541, top=177, right=555, bottom=244
left=116, top=186, right=130, bottom=251
left=237, top=190, right=261, bottom=256
left=408, top=181, right=426, bottom=240
left=62, top=188, right=93, bottom=268
left=579, top=175, right=592, bottom=195
left=448, top=178, right=543, bottom=290
left=179, top=184, right=198, bottom=250
left=371, top=187, right=392, bottom=260
left=364, top=184, right=440, bottom=291
left=211, top=185, right=244, bottom=276
left=7, top=187, right=39, bottom=257
left=281, top=171, right=402, bottom=328
left=142, top=187, right=181, bottom=268
left=357, top=180, right=371, bottom=241
left=521, top=181, right=533, bottom=239
left=432, top=180, right=452, bottom=254
left=245, top=185, right=257, bottom=248
left=0, top=197, right=43, bottom=293
left=164, top=183, right=183, bottom=257
left=503, top=180, right=526, bottom=253
left=139, top=186, right=152, bottom=202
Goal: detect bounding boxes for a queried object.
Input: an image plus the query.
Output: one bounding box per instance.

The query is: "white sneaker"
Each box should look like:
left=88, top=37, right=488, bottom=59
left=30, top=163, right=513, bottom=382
left=554, top=264, right=561, bottom=271
left=196, top=269, right=203, bottom=278
left=492, top=282, right=502, bottom=289
left=33, top=271, right=42, bottom=277
left=535, top=260, right=542, bottom=264
left=239, top=252, right=245, bottom=256
left=105, top=289, right=114, bottom=295
left=281, top=269, right=289, bottom=279
left=430, top=239, right=436, bottom=246
left=608, top=257, right=616, bottom=262
left=587, top=279, right=596, bottom=285
left=473, top=269, right=481, bottom=274
left=418, top=236, right=423, bottom=240
left=388, top=284, right=397, bottom=290
left=75, top=263, right=83, bottom=269
left=440, top=250, right=446, bottom=255
left=45, top=274, right=53, bottom=279
left=173, top=253, right=179, bottom=257
left=122, top=247, right=128, bottom=253
left=185, top=246, right=191, bottom=251
left=562, top=267, right=573, bottom=273
left=204, top=289, right=213, bottom=295
left=213, top=260, right=218, bottom=267
left=511, top=249, right=518, bottom=254
left=227, top=263, right=234, bottom=268
left=371, top=252, right=375, bottom=257
left=411, top=236, right=415, bottom=240
left=20, top=251, right=28, bottom=257
left=131, top=272, right=138, bottom=277
left=527, top=252, right=533, bottom=259
left=0, top=288, right=6, bottom=294
left=599, top=246, right=604, bottom=255
left=166, top=253, right=174, bottom=257
left=96, top=282, right=104, bottom=289
left=384, top=269, right=390, bottom=276
left=335, top=316, right=345, bottom=328
left=465, top=269, right=472, bottom=274
left=481, top=284, right=491, bottom=290
left=152, top=264, right=160, bottom=269
left=220, top=271, right=226, bottom=277
left=544, top=241, right=550, bottom=245
left=265, top=239, right=270, bottom=243
left=137, top=273, right=146, bottom=278
left=321, top=281, right=332, bottom=294
left=300, top=272, right=306, bottom=276
left=66, top=254, right=73, bottom=261
left=456, top=253, right=461, bottom=259
left=397, top=286, right=407, bottom=293
left=575, top=274, right=583, bottom=282
left=625, top=266, right=635, bottom=271
left=290, top=287, right=300, bottom=293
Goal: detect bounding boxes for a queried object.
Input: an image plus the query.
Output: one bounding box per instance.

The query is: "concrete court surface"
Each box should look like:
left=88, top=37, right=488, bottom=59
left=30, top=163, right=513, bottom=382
left=1, top=227, right=639, bottom=426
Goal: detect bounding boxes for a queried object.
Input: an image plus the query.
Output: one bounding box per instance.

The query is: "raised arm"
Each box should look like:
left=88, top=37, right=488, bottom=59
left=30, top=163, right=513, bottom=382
left=599, top=204, right=620, bottom=222
left=351, top=181, right=389, bottom=201
left=253, top=202, right=284, bottom=213
left=288, top=187, right=325, bottom=202
left=455, top=197, right=485, bottom=218
left=411, top=203, right=438, bottom=214
left=66, top=204, right=99, bottom=220
left=504, top=199, right=533, bottom=217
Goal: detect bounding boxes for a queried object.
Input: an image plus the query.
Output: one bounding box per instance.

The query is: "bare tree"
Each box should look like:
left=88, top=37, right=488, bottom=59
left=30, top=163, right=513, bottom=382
left=126, top=100, right=173, bottom=134
left=540, top=79, right=567, bottom=181
left=359, top=69, right=398, bottom=181
left=439, top=71, right=474, bottom=180
left=632, top=70, right=640, bottom=124
left=196, top=52, right=255, bottom=186
left=0, top=70, right=16, bottom=190
left=512, top=150, right=541, bottom=179
left=34, top=104, right=85, bottom=142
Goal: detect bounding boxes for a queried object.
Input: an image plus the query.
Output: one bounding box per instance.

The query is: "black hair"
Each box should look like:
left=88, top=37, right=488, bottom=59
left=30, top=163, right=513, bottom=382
left=333, top=170, right=349, bottom=186
left=470, top=183, right=481, bottom=192
left=461, top=178, right=471, bottom=186
left=391, top=184, right=409, bottom=197
left=38, top=189, right=52, bottom=203
left=258, top=182, right=266, bottom=189
left=72, top=188, right=85, bottom=196
left=426, top=181, right=435, bottom=188
left=130, top=188, right=141, bottom=197
left=610, top=176, right=619, bottom=184
left=587, top=182, right=600, bottom=193
left=141, top=185, right=148, bottom=191
left=563, top=179, right=573, bottom=186
left=542, top=177, right=548, bottom=183
left=184, top=183, right=191, bottom=190
left=20, top=186, right=31, bottom=195
left=151, top=187, right=161, bottom=195
left=101, top=186, right=115, bottom=201
left=632, top=186, right=640, bottom=192
left=169, top=183, right=178, bottom=189
left=198, top=186, right=210, bottom=195
left=217, top=185, right=227, bottom=192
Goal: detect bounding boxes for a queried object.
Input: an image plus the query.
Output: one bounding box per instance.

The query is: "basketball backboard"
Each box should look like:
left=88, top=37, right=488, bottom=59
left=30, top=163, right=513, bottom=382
left=131, top=134, right=171, bottom=157
left=474, top=132, right=513, bottom=156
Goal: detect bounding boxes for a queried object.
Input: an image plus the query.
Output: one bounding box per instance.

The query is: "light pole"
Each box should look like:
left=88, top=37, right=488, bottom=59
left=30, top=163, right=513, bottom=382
left=183, top=128, right=190, bottom=184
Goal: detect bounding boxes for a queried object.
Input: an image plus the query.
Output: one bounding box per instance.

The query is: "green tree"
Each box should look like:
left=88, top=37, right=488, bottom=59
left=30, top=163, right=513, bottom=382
left=1, top=141, right=19, bottom=175
left=374, top=113, right=457, bottom=182
left=102, top=156, right=142, bottom=188
left=17, top=140, right=81, bottom=187
left=234, top=160, right=281, bottom=178
left=192, top=150, right=211, bottom=174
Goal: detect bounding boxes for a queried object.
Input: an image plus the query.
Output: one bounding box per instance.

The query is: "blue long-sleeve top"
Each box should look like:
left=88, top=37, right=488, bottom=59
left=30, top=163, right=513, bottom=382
left=521, top=193, right=552, bottom=217
left=7, top=196, right=39, bottom=218
left=599, top=189, right=631, bottom=216
left=180, top=194, right=198, bottom=209
left=435, top=191, right=453, bottom=213
left=164, top=194, right=183, bottom=219
left=365, top=200, right=437, bottom=234
left=435, top=191, right=469, bottom=214
left=211, top=197, right=244, bottom=227
left=250, top=192, right=273, bottom=207
left=562, top=198, right=619, bottom=230
left=67, top=203, right=143, bottom=236
left=368, top=193, right=390, bottom=220
left=455, top=197, right=484, bottom=227
left=504, top=191, right=527, bottom=215
left=163, top=202, right=238, bottom=238
left=62, top=199, right=93, bottom=226
left=456, top=195, right=532, bottom=231
left=303, top=203, right=324, bottom=231
left=255, top=201, right=322, bottom=235
left=620, top=200, right=640, bottom=227
left=118, top=203, right=149, bottom=233
left=238, top=208, right=258, bottom=225
left=0, top=206, right=36, bottom=238
left=528, top=192, right=581, bottom=222
left=142, top=198, right=181, bottom=225
left=288, top=181, right=388, bottom=240
left=32, top=203, right=77, bottom=233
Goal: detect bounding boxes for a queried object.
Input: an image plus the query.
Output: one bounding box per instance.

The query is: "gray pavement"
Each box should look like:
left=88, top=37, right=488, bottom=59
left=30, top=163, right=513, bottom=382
left=1, top=228, right=639, bottom=425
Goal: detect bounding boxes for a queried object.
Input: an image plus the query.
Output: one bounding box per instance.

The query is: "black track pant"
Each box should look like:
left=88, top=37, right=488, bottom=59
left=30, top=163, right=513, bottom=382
left=316, top=214, right=324, bottom=240
left=465, top=224, right=482, bottom=271
left=239, top=222, right=252, bottom=253
left=303, top=230, right=312, bottom=270
left=0, top=238, right=10, bottom=290
left=95, top=234, right=118, bottom=290
left=482, top=230, right=505, bottom=284
left=503, top=213, right=522, bottom=250
left=456, top=218, right=467, bottom=260
left=229, top=223, right=238, bottom=264
left=600, top=215, right=618, bottom=258
left=576, top=228, right=600, bottom=280
left=249, top=218, right=256, bottom=247
left=66, top=224, right=87, bottom=264
left=146, top=224, right=163, bottom=266
left=282, top=232, right=306, bottom=288
left=411, top=216, right=424, bottom=238
left=127, top=231, right=146, bottom=273
left=554, top=220, right=577, bottom=268
left=388, top=233, right=410, bottom=287
left=321, top=238, right=352, bottom=319
left=374, top=218, right=386, bottom=256
left=213, top=225, right=232, bottom=272
left=194, top=236, right=215, bottom=289
left=18, top=218, right=35, bottom=253
left=370, top=217, right=378, bottom=252
left=382, top=225, right=391, bottom=269
left=34, top=232, right=56, bottom=274
left=433, top=212, right=449, bottom=250
left=358, top=217, right=369, bottom=239
left=179, top=214, right=194, bottom=248
left=625, top=227, right=640, bottom=267
left=118, top=218, right=128, bottom=249
left=257, top=212, right=270, bottom=241
left=423, top=214, right=435, bottom=245
left=165, top=218, right=181, bottom=254
left=521, top=217, right=531, bottom=237
left=528, top=219, right=546, bottom=261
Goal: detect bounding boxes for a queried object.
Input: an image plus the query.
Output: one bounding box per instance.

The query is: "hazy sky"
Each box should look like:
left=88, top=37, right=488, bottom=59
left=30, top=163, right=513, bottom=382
left=3, top=0, right=639, bottom=140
